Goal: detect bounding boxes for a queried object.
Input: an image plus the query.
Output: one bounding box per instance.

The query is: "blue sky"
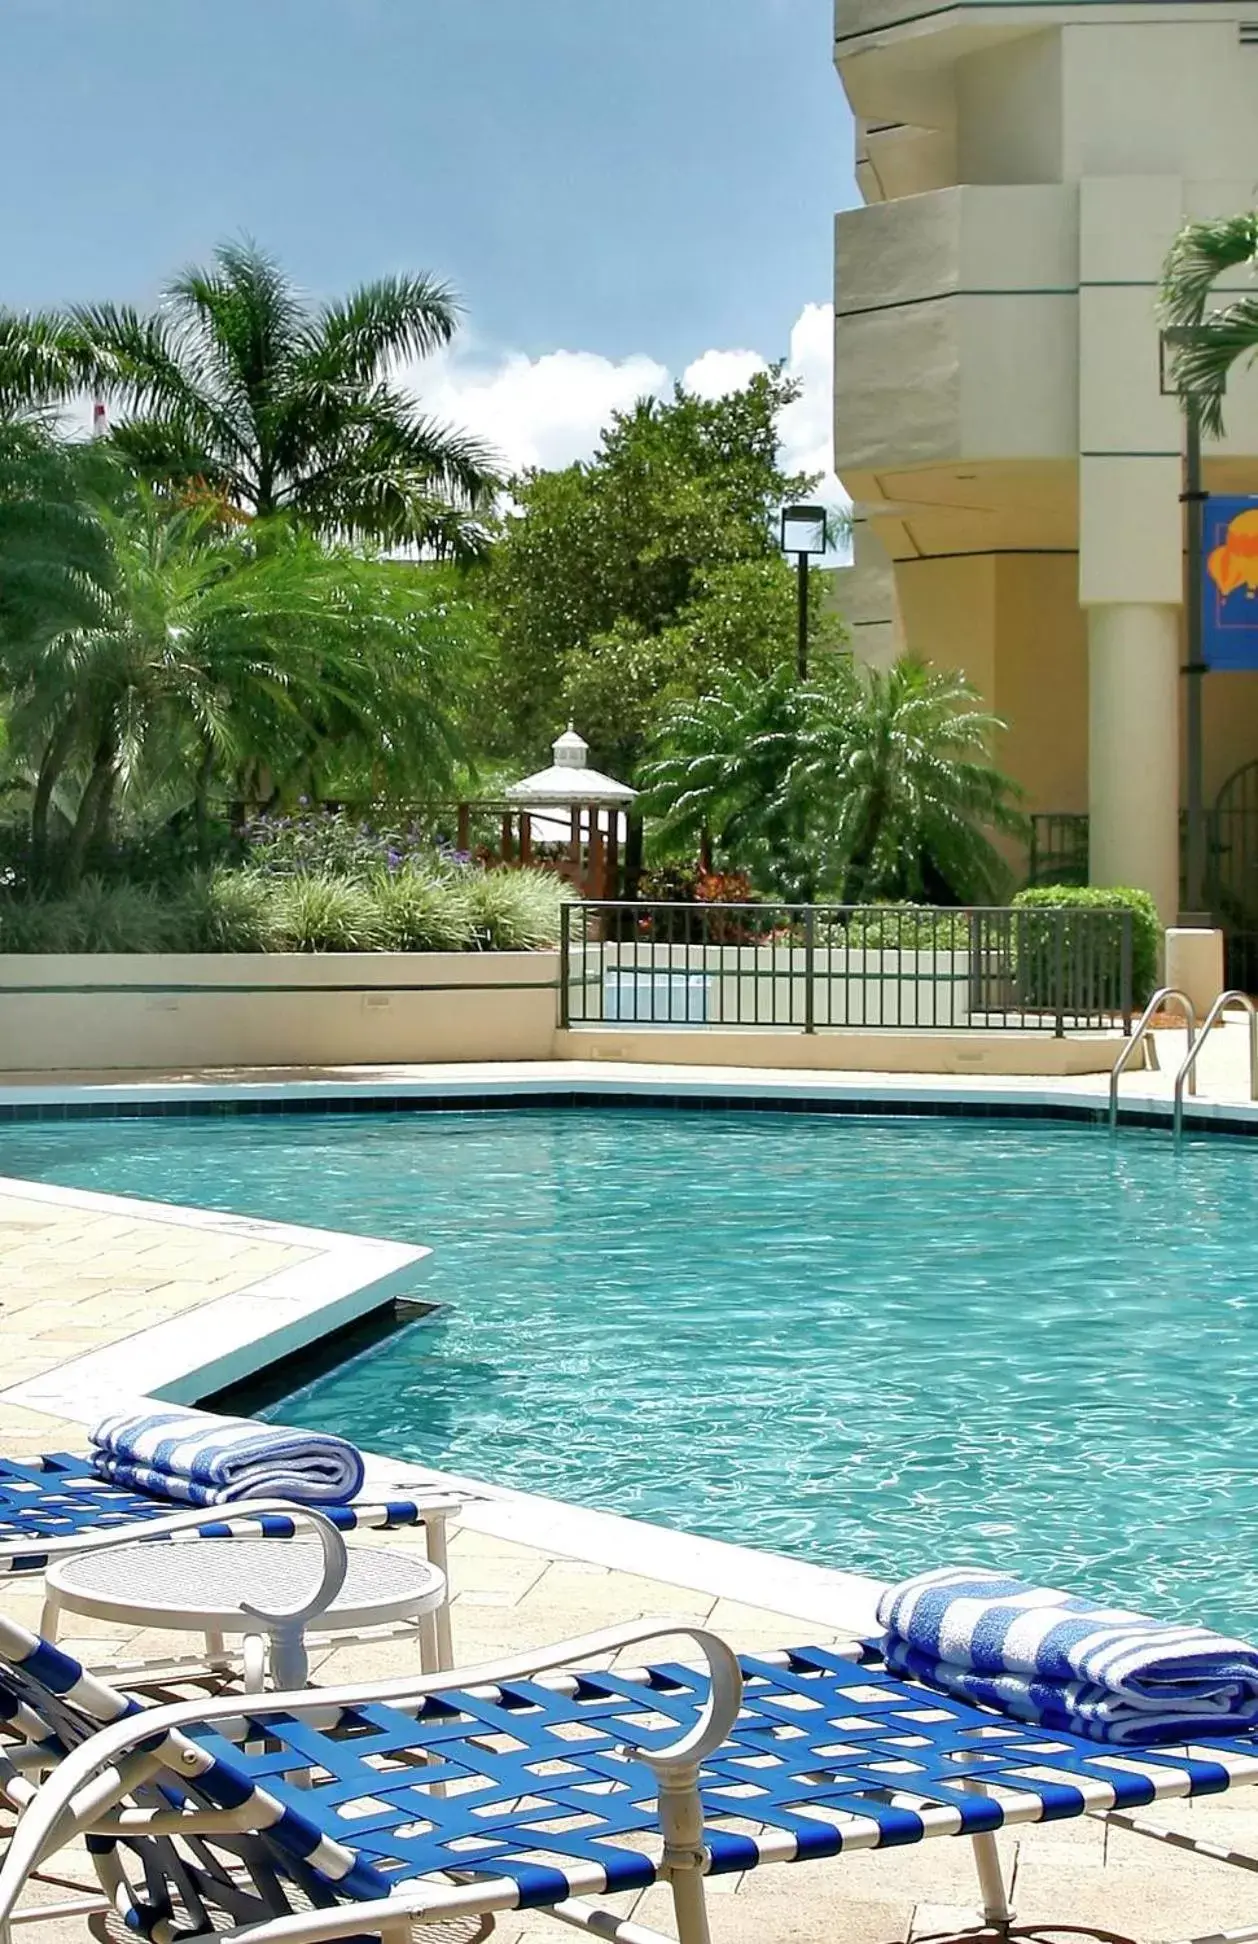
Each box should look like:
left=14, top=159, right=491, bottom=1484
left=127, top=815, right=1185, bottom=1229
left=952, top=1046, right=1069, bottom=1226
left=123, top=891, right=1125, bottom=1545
left=2, top=0, right=855, bottom=480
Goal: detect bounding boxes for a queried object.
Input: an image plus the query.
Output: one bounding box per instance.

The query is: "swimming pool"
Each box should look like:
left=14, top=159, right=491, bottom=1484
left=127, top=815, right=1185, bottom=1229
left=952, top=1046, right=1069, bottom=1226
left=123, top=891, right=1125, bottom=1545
left=4, top=1105, right=1258, bottom=1632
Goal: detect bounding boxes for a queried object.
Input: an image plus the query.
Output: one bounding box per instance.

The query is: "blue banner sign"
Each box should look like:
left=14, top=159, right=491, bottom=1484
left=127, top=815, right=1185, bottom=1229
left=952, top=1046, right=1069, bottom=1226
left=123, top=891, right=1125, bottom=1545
left=1204, top=496, right=1258, bottom=670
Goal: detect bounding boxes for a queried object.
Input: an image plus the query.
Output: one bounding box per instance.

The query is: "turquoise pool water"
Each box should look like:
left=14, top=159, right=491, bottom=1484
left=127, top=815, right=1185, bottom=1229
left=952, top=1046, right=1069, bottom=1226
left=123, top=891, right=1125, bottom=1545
left=5, top=1106, right=1258, bottom=1632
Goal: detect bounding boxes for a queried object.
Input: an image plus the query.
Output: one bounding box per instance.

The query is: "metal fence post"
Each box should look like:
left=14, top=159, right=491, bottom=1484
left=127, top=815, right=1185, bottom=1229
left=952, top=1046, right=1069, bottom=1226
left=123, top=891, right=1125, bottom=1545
left=558, top=899, right=571, bottom=1030
left=1120, top=909, right=1134, bottom=1036
left=804, top=906, right=816, bottom=1035
left=1053, top=908, right=1066, bottom=1039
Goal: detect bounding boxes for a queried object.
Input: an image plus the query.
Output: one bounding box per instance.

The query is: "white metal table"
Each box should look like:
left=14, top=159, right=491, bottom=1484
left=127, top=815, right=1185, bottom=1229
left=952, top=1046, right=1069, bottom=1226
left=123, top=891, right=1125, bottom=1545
left=43, top=1537, right=449, bottom=1690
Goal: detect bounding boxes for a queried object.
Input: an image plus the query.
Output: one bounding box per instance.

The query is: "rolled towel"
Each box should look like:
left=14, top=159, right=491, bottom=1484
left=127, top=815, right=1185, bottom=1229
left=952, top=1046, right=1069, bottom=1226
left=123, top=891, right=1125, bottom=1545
left=877, top=1566, right=1258, bottom=1745
left=90, top=1406, right=365, bottom=1508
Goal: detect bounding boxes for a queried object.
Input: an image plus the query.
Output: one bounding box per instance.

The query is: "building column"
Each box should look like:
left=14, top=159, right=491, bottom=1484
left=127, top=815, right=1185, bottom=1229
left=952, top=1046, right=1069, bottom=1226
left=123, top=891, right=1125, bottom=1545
left=1076, top=176, right=1188, bottom=927
left=1087, top=602, right=1180, bottom=923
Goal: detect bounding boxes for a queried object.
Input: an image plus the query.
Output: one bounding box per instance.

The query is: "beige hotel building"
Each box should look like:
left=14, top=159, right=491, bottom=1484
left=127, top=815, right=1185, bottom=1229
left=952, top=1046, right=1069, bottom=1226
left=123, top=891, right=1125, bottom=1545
left=832, top=0, right=1258, bottom=929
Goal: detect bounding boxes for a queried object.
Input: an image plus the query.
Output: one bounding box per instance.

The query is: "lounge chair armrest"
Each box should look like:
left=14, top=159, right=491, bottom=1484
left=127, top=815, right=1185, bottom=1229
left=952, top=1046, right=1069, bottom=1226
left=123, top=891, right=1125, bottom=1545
left=612, top=1626, right=743, bottom=1772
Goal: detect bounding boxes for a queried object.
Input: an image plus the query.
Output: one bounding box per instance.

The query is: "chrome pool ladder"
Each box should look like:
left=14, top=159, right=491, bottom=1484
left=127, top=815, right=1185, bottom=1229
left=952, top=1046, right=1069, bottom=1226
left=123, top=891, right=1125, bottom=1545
left=1109, top=988, right=1197, bottom=1130
left=1172, top=990, right=1258, bottom=1139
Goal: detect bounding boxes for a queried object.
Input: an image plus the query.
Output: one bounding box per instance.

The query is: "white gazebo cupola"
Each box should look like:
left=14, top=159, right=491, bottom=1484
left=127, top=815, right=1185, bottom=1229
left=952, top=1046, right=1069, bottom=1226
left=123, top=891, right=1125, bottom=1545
left=500, top=727, right=637, bottom=897
left=552, top=725, right=589, bottom=772
left=506, top=726, right=637, bottom=813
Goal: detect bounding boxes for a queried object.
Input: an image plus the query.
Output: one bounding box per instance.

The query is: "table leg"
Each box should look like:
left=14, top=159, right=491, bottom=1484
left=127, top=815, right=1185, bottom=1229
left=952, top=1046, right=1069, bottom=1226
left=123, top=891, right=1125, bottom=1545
left=419, top=1610, right=439, bottom=1675
left=205, top=1629, right=229, bottom=1671
left=39, top=1591, right=62, bottom=1641
left=425, top=1514, right=454, bottom=1669
left=243, top=1634, right=267, bottom=1696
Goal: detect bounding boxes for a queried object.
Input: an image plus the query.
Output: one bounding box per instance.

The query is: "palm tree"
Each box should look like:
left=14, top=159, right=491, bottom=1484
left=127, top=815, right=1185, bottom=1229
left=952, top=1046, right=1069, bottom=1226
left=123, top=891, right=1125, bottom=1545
left=813, top=659, right=1027, bottom=904
left=0, top=425, right=115, bottom=875
left=66, top=239, right=500, bottom=553
left=641, top=661, right=848, bottom=900
left=0, top=420, right=110, bottom=655
left=2, top=487, right=471, bottom=885
left=1160, top=212, right=1258, bottom=435
left=643, top=656, right=1025, bottom=905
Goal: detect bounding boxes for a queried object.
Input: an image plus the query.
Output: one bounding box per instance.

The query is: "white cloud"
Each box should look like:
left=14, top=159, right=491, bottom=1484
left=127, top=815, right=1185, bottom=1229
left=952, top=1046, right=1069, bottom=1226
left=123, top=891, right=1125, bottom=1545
left=403, top=302, right=847, bottom=523
left=778, top=301, right=841, bottom=506
left=682, top=346, right=768, bottom=401
left=412, top=343, right=667, bottom=474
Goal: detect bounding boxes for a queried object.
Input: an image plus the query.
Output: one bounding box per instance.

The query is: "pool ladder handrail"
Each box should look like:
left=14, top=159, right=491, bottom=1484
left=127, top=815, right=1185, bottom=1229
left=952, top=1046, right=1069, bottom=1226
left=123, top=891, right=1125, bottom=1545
left=1109, top=988, right=1197, bottom=1130
left=1172, top=989, right=1258, bottom=1139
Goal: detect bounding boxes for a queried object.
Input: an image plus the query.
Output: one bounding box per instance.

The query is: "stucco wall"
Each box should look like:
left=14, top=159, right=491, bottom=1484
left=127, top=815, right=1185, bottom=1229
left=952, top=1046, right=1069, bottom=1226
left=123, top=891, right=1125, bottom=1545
left=0, top=954, right=560, bottom=1072
left=555, top=1028, right=1121, bottom=1075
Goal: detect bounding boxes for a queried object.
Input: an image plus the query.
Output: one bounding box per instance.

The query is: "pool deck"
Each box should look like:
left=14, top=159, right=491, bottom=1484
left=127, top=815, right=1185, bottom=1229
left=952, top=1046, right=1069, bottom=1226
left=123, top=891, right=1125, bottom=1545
left=3, top=1044, right=1258, bottom=1943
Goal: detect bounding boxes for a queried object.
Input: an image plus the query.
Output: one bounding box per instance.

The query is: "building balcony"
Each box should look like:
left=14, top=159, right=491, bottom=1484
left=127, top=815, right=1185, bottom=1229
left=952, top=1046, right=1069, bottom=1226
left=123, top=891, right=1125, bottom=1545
left=835, top=183, right=1079, bottom=479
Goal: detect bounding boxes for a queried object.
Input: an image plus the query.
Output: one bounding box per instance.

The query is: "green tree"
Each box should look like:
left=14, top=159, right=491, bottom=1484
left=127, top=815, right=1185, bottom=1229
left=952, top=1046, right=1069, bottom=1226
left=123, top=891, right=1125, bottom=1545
left=2, top=489, right=475, bottom=885
left=1160, top=212, right=1258, bottom=435
left=643, top=656, right=1026, bottom=905
left=640, top=661, right=842, bottom=899
left=481, top=371, right=840, bottom=776
left=817, top=659, right=1027, bottom=904
left=0, top=420, right=110, bottom=658
left=64, top=239, right=500, bottom=552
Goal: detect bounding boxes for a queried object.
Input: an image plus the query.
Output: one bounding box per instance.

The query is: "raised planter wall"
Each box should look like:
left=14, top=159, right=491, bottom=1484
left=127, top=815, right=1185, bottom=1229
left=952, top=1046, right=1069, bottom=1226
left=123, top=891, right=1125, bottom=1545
left=0, top=953, right=560, bottom=1072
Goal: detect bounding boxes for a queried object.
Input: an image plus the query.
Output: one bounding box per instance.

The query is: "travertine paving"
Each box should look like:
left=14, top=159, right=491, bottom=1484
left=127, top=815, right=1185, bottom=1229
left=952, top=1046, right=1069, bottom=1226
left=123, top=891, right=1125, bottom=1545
left=1, top=1074, right=1256, bottom=1943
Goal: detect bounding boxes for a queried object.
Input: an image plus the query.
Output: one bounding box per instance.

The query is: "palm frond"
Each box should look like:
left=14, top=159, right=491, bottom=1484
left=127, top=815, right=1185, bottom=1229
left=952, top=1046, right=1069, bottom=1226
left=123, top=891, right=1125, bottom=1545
left=0, top=312, right=92, bottom=417
left=1161, top=213, right=1258, bottom=327
left=309, top=273, right=462, bottom=383
left=1159, top=213, right=1258, bottom=434
left=1167, top=299, right=1258, bottom=438
left=167, top=240, right=304, bottom=430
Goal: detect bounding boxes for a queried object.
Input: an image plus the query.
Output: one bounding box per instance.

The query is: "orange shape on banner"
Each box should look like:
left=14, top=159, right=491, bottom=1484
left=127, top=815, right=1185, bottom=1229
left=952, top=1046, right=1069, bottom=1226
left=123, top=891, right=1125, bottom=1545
left=1208, top=507, right=1258, bottom=598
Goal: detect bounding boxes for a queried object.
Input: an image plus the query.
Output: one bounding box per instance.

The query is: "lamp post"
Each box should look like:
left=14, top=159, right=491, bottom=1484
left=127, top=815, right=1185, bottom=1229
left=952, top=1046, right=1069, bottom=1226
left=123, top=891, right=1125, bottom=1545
left=780, top=504, right=829, bottom=679
left=1159, top=327, right=1216, bottom=924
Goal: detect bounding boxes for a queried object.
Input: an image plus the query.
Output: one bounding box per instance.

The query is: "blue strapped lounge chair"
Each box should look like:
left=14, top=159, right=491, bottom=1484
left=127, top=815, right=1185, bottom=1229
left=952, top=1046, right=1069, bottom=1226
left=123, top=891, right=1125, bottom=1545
left=3, top=1613, right=1258, bottom=1944
left=0, top=1450, right=465, bottom=1575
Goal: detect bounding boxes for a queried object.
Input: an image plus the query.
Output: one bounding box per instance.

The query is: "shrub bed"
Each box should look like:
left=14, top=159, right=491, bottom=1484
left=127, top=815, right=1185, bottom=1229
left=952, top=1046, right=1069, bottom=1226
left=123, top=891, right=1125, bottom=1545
left=0, top=864, right=568, bottom=954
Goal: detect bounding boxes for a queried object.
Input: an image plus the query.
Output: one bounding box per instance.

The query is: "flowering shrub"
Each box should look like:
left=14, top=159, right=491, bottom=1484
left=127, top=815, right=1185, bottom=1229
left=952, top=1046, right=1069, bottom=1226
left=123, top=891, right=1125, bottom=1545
left=695, top=870, right=755, bottom=906
left=242, top=808, right=469, bottom=880
left=636, top=864, right=758, bottom=906
left=634, top=862, right=764, bottom=942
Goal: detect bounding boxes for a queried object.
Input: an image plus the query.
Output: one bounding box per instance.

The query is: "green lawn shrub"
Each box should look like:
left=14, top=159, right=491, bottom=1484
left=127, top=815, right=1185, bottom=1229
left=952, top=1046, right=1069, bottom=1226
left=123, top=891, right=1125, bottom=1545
left=1011, top=884, right=1159, bottom=1008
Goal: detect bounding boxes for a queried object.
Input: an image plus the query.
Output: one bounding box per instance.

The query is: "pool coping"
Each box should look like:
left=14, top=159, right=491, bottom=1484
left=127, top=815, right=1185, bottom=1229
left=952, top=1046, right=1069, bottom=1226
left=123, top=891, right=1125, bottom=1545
left=0, top=1055, right=1252, bottom=1132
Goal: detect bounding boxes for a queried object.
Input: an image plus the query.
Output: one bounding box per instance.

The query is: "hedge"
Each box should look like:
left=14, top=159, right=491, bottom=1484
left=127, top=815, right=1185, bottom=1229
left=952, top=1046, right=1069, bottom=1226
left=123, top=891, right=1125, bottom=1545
left=1011, top=884, right=1160, bottom=1008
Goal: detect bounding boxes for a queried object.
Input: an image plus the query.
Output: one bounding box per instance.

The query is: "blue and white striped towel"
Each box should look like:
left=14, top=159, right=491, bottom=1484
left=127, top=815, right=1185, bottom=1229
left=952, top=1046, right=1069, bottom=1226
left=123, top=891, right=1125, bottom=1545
left=89, top=1407, right=366, bottom=1508
left=877, top=1566, right=1258, bottom=1745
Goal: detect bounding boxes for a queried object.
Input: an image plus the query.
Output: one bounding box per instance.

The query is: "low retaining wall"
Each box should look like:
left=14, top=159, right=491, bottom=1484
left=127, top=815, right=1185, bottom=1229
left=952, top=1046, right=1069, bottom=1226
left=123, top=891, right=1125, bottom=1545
left=0, top=953, right=1135, bottom=1078
left=0, top=953, right=559, bottom=1071
left=554, top=1028, right=1127, bottom=1075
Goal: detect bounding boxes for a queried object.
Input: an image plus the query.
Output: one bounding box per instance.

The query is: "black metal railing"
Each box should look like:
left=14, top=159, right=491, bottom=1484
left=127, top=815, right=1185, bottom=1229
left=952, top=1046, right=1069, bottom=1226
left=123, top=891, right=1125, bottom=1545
left=1027, top=814, right=1090, bottom=888
left=559, top=902, right=1134, bottom=1037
